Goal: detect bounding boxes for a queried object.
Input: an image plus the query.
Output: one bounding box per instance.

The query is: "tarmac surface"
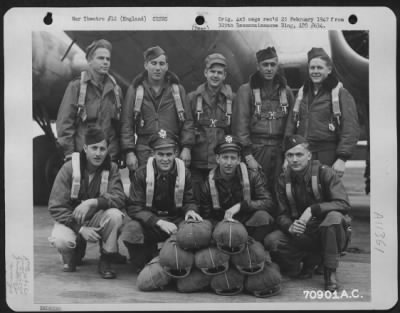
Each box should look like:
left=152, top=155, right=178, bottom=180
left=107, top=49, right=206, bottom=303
left=33, top=164, right=371, bottom=305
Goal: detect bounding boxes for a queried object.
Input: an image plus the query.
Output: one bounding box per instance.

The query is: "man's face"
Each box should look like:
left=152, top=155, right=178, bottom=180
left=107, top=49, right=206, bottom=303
left=154, top=147, right=176, bottom=172
left=83, top=140, right=108, bottom=168
left=88, top=48, right=111, bottom=75
left=204, top=64, right=226, bottom=89
left=257, top=57, right=279, bottom=81
left=309, top=57, right=332, bottom=85
left=144, top=54, right=168, bottom=82
left=285, top=144, right=311, bottom=172
left=216, top=151, right=241, bottom=176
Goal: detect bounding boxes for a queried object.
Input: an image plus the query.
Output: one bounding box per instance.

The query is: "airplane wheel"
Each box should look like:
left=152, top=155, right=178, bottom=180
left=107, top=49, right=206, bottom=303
left=33, top=135, right=58, bottom=205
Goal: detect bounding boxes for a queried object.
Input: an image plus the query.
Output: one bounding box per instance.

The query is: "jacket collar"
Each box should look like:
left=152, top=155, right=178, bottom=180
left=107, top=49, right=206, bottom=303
left=132, top=70, right=180, bottom=88
left=249, top=70, right=287, bottom=90
left=214, top=165, right=241, bottom=182
left=84, top=70, right=115, bottom=95
left=195, top=83, right=231, bottom=98
left=289, top=160, right=321, bottom=184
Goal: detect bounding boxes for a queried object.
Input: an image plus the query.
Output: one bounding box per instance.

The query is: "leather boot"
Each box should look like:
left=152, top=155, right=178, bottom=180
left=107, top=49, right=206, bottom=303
left=98, top=253, right=116, bottom=279
left=298, top=254, right=322, bottom=279
left=124, top=241, right=154, bottom=274
left=324, top=267, right=339, bottom=292
left=61, top=249, right=76, bottom=272
left=75, top=235, right=87, bottom=265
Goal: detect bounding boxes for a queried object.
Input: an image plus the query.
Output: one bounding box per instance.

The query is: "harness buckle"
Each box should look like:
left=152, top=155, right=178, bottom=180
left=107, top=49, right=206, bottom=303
left=209, top=119, right=218, bottom=127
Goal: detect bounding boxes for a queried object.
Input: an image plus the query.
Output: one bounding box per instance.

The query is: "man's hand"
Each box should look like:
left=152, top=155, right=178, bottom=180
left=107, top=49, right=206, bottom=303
left=179, top=147, right=191, bottom=167
left=245, top=154, right=260, bottom=170
left=79, top=226, right=102, bottom=242
left=156, top=220, right=178, bottom=235
left=224, top=203, right=241, bottom=221
left=185, top=210, right=203, bottom=221
left=288, top=219, right=306, bottom=236
left=73, top=199, right=97, bottom=224
left=126, top=152, right=139, bottom=171
left=332, top=159, right=346, bottom=177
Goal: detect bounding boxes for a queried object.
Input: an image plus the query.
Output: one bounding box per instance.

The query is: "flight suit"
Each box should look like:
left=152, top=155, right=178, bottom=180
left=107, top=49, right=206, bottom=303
left=233, top=71, right=295, bottom=190
left=200, top=165, right=275, bottom=243
left=120, top=71, right=194, bottom=167
left=120, top=159, right=198, bottom=270
left=264, top=160, right=351, bottom=275
left=56, top=70, right=123, bottom=162
left=285, top=76, right=360, bottom=166
left=187, top=83, right=234, bottom=202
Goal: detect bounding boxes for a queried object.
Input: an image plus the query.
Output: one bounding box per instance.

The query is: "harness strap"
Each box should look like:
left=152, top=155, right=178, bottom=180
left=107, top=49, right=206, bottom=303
left=293, top=86, right=304, bottom=125
left=311, top=162, right=321, bottom=202
left=279, top=87, right=288, bottom=114
left=71, top=152, right=81, bottom=200
left=208, top=168, right=220, bottom=209
left=174, top=158, right=186, bottom=208
left=100, top=170, right=110, bottom=196
left=225, top=85, right=233, bottom=125
left=107, top=74, right=122, bottom=120
left=332, top=82, right=343, bottom=125
left=133, top=85, right=145, bottom=120
left=145, top=157, right=156, bottom=208
left=172, top=84, right=185, bottom=122
left=77, top=72, right=88, bottom=122
left=145, top=157, right=186, bottom=208
left=196, top=94, right=203, bottom=120
left=239, top=163, right=251, bottom=203
left=252, top=89, right=262, bottom=118
left=209, top=163, right=251, bottom=209
left=284, top=169, right=298, bottom=219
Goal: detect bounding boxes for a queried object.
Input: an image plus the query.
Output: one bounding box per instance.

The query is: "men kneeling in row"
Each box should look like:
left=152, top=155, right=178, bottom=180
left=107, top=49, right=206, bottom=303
left=48, top=126, right=351, bottom=293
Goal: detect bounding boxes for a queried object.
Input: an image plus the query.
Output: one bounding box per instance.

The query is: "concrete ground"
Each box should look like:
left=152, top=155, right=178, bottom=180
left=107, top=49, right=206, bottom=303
left=33, top=163, right=371, bottom=305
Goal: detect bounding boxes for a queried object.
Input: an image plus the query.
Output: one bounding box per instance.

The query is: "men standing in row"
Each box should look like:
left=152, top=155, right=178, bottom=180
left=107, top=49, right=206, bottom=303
left=120, top=129, right=202, bottom=273
left=200, top=135, right=275, bottom=243
left=285, top=47, right=360, bottom=178
left=187, top=53, right=234, bottom=201
left=233, top=47, right=295, bottom=192
left=48, top=127, right=126, bottom=279
left=121, top=46, right=193, bottom=174
left=264, top=135, right=351, bottom=291
left=57, top=39, right=123, bottom=164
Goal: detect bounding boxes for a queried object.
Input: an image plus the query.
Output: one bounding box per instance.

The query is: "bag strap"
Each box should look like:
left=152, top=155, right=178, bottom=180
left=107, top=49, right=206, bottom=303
left=171, top=84, right=185, bottom=122
left=239, top=162, right=251, bottom=203
left=208, top=168, right=221, bottom=209
left=71, top=152, right=81, bottom=200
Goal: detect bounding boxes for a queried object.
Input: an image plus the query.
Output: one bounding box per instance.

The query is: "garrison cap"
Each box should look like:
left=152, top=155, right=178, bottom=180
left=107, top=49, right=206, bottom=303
left=231, top=237, right=267, bottom=275
left=176, top=219, right=213, bottom=251
left=86, top=39, right=112, bottom=59
left=244, top=262, right=282, bottom=298
left=159, top=235, right=194, bottom=278
left=283, top=134, right=308, bottom=153
left=205, top=53, right=227, bottom=69
left=212, top=219, right=248, bottom=255
left=307, top=47, right=331, bottom=62
left=210, top=267, right=245, bottom=296
left=214, top=135, right=242, bottom=155
left=84, top=125, right=107, bottom=145
left=194, top=246, right=230, bottom=276
left=144, top=46, right=166, bottom=62
left=176, top=268, right=212, bottom=293
left=256, top=46, right=277, bottom=63
left=137, top=256, right=172, bottom=291
left=148, top=129, right=178, bottom=150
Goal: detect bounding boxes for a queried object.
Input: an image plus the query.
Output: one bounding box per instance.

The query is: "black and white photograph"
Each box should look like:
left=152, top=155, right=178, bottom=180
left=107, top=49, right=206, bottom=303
left=4, top=7, right=397, bottom=311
